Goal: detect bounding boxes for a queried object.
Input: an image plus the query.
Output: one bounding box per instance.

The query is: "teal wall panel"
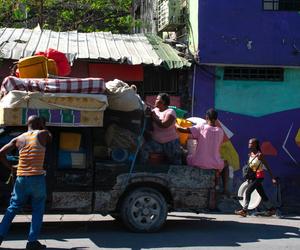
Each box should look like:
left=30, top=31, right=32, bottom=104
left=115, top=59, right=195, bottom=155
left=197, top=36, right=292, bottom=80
left=215, top=67, right=300, bottom=117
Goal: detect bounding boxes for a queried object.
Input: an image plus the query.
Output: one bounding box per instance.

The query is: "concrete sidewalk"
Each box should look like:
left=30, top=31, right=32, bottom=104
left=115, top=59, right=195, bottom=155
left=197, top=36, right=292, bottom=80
left=0, top=213, right=299, bottom=250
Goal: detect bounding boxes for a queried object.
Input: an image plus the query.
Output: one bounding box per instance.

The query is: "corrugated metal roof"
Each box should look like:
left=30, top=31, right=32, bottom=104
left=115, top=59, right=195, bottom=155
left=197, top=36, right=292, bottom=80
left=0, top=26, right=190, bottom=69
left=145, top=34, right=191, bottom=69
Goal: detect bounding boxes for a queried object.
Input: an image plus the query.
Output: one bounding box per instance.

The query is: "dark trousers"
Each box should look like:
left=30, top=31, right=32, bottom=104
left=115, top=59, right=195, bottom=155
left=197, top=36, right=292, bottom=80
left=243, top=178, right=271, bottom=210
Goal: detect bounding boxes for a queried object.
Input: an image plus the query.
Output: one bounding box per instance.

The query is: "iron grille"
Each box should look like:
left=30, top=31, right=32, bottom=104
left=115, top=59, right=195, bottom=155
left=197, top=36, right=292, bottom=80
left=224, top=67, right=284, bottom=81
left=263, top=0, right=300, bottom=11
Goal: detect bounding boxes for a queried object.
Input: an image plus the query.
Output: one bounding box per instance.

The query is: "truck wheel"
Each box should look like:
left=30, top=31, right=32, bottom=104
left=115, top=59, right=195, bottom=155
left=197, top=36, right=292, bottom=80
left=121, top=187, right=167, bottom=232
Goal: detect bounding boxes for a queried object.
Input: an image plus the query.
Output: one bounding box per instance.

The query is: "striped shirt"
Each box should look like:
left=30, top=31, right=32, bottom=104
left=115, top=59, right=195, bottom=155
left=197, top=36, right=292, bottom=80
left=17, top=130, right=46, bottom=176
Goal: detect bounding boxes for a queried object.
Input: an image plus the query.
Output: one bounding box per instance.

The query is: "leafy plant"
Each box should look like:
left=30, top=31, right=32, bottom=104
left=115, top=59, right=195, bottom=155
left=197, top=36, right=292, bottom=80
left=0, top=0, right=138, bottom=33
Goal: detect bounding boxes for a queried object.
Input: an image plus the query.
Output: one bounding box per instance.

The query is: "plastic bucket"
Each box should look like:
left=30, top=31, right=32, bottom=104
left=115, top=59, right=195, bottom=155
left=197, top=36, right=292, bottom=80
left=111, top=148, right=128, bottom=162
left=176, top=118, right=193, bottom=145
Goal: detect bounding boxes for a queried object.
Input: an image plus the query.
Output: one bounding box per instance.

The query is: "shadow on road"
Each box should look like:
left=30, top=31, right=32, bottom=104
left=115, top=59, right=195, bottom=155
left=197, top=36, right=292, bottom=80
left=0, top=248, right=74, bottom=250
left=2, top=216, right=300, bottom=250
left=0, top=248, right=88, bottom=250
left=279, top=216, right=300, bottom=221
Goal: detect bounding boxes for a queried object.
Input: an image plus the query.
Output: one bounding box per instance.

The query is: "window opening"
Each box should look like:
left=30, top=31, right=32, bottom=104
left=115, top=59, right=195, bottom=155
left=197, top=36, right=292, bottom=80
left=263, top=0, right=300, bottom=11
left=224, top=67, right=284, bottom=81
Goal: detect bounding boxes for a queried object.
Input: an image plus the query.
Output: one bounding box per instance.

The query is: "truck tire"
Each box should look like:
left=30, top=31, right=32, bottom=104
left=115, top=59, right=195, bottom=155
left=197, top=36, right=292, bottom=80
left=121, top=187, right=167, bottom=232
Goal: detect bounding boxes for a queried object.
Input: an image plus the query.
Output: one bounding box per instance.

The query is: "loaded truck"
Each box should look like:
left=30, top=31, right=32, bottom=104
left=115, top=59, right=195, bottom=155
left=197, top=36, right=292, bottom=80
left=0, top=76, right=216, bottom=233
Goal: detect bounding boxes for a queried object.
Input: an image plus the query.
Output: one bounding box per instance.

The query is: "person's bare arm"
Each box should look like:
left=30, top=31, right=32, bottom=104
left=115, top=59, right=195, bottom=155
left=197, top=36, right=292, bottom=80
left=175, top=123, right=191, bottom=134
left=258, top=152, right=276, bottom=184
left=0, top=138, right=18, bottom=170
left=38, top=130, right=52, bottom=147
left=151, top=111, right=176, bottom=128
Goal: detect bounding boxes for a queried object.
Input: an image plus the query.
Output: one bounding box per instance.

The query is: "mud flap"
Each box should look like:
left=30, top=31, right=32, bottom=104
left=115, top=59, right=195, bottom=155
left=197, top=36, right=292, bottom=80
left=208, top=188, right=216, bottom=210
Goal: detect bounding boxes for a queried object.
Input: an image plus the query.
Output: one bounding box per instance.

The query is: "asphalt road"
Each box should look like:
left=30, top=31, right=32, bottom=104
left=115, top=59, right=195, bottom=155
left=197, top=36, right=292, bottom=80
left=0, top=213, right=299, bottom=250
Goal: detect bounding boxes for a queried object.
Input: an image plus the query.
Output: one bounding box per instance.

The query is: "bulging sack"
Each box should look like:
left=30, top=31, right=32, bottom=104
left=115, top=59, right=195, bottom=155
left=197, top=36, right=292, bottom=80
left=105, top=79, right=145, bottom=111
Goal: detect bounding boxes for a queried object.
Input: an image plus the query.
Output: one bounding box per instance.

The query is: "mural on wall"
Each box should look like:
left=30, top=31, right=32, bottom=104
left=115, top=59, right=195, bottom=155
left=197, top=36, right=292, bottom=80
left=217, top=67, right=300, bottom=209
left=193, top=66, right=300, bottom=211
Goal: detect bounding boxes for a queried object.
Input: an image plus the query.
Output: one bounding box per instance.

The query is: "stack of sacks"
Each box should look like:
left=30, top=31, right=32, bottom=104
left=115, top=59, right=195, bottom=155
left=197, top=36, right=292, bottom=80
left=0, top=76, right=108, bottom=127
left=104, top=79, right=146, bottom=152
left=104, top=79, right=146, bottom=135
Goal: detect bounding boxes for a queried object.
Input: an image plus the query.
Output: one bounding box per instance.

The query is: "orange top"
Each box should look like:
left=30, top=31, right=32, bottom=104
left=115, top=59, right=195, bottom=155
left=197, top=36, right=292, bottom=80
left=17, top=130, right=46, bottom=176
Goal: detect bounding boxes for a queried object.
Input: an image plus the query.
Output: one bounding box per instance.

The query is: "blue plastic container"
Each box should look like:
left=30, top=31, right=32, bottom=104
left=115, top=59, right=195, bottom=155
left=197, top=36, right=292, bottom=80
left=111, top=148, right=129, bottom=163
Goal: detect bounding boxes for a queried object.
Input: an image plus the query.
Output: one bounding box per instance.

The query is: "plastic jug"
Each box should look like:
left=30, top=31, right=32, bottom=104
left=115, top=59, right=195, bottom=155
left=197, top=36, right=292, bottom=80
left=47, top=59, right=58, bottom=76
left=18, top=55, right=48, bottom=78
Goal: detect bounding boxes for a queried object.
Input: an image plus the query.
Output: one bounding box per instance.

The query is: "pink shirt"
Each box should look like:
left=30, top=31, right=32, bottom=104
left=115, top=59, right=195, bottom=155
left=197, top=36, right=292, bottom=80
left=151, top=108, right=178, bottom=144
left=187, top=123, right=224, bottom=170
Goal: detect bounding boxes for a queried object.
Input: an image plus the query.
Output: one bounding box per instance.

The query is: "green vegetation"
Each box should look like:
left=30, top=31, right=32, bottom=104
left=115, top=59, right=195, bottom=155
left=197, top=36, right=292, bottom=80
left=0, top=0, right=138, bottom=33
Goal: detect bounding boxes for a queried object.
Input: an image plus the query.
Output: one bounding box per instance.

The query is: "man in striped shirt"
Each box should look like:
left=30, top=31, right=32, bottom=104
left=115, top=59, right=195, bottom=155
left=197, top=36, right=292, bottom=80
left=0, top=116, right=52, bottom=250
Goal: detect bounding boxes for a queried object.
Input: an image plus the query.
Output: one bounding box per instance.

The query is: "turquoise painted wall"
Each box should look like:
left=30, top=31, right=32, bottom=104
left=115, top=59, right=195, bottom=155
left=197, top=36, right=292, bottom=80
left=215, top=67, right=300, bottom=117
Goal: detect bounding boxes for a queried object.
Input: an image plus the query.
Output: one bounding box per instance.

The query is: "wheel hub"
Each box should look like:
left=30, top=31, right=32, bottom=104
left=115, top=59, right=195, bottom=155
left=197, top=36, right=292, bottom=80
left=142, top=207, right=150, bottom=216
left=131, top=196, right=161, bottom=225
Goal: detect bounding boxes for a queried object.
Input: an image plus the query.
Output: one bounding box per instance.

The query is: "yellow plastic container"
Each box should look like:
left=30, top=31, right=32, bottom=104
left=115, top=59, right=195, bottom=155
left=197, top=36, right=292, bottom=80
left=18, top=55, right=48, bottom=78
left=47, top=59, right=58, bottom=75
left=176, top=118, right=193, bottom=145
left=59, top=132, right=81, bottom=151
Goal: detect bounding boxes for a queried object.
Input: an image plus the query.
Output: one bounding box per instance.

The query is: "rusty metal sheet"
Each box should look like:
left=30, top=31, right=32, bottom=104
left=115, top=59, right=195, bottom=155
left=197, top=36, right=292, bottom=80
left=93, top=165, right=215, bottom=213
left=52, top=192, right=92, bottom=212
left=168, top=165, right=215, bottom=189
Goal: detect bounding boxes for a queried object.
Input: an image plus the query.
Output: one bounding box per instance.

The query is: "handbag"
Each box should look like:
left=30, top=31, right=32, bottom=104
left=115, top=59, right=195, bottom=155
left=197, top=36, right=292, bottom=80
left=242, top=155, right=261, bottom=180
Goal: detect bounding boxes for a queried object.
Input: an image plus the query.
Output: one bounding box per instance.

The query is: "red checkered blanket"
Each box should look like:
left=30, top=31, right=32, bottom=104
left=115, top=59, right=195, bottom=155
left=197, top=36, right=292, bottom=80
left=0, top=76, right=105, bottom=96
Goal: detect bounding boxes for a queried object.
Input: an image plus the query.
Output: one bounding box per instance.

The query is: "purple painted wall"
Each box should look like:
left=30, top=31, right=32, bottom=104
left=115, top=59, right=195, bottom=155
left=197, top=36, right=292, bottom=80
left=192, top=65, right=215, bottom=116
left=193, top=1, right=300, bottom=212
left=198, top=0, right=300, bottom=66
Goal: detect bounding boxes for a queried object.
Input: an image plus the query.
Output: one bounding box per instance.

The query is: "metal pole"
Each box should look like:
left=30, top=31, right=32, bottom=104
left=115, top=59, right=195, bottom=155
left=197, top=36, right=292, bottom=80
left=191, top=64, right=196, bottom=116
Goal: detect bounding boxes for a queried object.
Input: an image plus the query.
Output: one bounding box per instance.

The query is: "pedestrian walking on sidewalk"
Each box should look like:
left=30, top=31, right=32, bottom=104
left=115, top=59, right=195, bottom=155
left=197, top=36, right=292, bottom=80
left=235, top=138, right=277, bottom=217
left=0, top=116, right=52, bottom=250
